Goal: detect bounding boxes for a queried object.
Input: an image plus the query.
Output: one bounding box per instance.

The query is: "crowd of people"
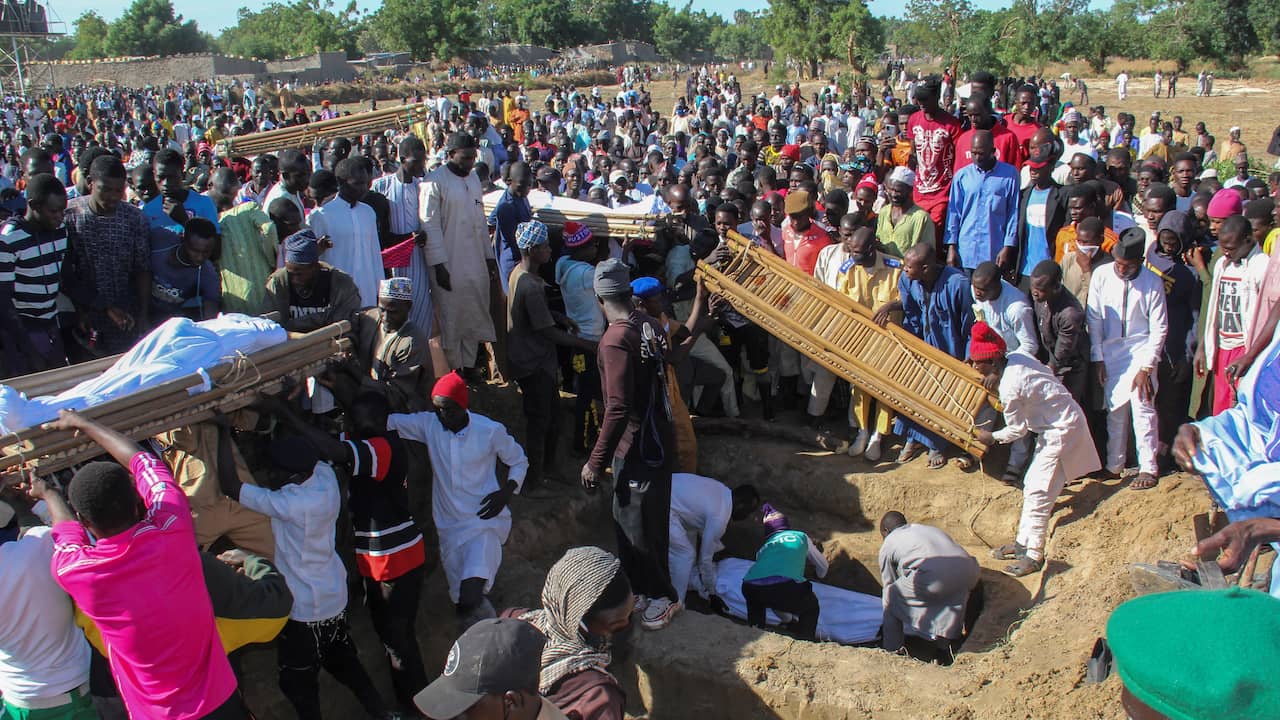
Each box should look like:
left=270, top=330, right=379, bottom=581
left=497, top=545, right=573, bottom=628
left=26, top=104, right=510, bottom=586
left=0, top=59, right=1278, bottom=720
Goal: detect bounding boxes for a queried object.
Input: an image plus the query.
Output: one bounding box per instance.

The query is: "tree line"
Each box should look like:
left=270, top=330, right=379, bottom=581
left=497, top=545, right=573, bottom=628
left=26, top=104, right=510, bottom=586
left=46, top=0, right=1280, bottom=75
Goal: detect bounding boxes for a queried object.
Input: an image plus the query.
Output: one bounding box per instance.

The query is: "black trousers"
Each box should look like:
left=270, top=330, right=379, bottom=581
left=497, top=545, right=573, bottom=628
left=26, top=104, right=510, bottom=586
left=277, top=613, right=385, bottom=719
left=571, top=352, right=602, bottom=453
left=612, top=452, right=675, bottom=602
left=516, top=368, right=561, bottom=488
left=742, top=580, right=820, bottom=640
left=1156, top=359, right=1193, bottom=450
left=364, top=566, right=428, bottom=711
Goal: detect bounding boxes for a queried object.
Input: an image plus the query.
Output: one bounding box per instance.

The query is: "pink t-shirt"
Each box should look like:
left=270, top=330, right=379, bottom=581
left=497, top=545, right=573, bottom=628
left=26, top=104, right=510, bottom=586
left=51, top=453, right=236, bottom=719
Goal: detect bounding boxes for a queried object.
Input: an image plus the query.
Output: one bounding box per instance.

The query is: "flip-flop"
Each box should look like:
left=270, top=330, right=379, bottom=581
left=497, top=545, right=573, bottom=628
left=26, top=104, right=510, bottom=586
left=952, top=454, right=977, bottom=471
left=927, top=450, right=947, bottom=469
left=1004, top=556, right=1045, bottom=577
left=1128, top=472, right=1159, bottom=491
left=991, top=542, right=1025, bottom=561
left=896, top=440, right=923, bottom=464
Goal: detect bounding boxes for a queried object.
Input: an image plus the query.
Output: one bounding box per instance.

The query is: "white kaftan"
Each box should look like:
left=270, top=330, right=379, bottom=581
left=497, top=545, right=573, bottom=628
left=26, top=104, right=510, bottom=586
left=387, top=410, right=528, bottom=602
left=668, top=473, right=733, bottom=603
left=991, top=351, right=1100, bottom=560
left=308, top=196, right=383, bottom=308
left=974, top=280, right=1039, bottom=355
left=420, top=165, right=496, bottom=369
left=1086, top=265, right=1167, bottom=474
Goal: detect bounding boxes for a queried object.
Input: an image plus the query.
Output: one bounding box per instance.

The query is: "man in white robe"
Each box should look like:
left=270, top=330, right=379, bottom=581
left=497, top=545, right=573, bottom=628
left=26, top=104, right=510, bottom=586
left=877, top=511, right=980, bottom=660
left=308, top=158, right=382, bottom=308
left=373, top=136, right=432, bottom=335
left=971, top=321, right=1101, bottom=576
left=668, top=474, right=759, bottom=605
left=387, top=371, right=527, bottom=627
left=1086, top=227, right=1168, bottom=490
left=420, top=132, right=497, bottom=371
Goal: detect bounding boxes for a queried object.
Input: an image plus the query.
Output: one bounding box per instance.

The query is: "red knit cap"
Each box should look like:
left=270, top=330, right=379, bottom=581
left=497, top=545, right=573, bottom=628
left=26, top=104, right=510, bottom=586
left=968, top=321, right=1007, bottom=361
left=432, top=371, right=469, bottom=410
left=780, top=144, right=801, bottom=161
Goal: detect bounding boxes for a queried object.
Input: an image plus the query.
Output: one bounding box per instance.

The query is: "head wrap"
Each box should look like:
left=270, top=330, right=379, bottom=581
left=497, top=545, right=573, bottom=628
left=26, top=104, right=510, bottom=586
left=888, top=166, right=916, bottom=187
left=1115, top=227, right=1148, bottom=260
left=1207, top=188, right=1243, bottom=219
left=968, top=321, right=1008, bottom=361
left=432, top=371, right=469, bottom=410
left=518, top=547, right=622, bottom=693
left=762, top=503, right=790, bottom=534
left=445, top=132, right=476, bottom=152
left=284, top=229, right=320, bottom=264
left=855, top=173, right=879, bottom=193
left=516, top=220, right=549, bottom=250
left=1107, top=588, right=1280, bottom=720
left=562, top=220, right=593, bottom=248
left=593, top=258, right=631, bottom=297
left=780, top=144, right=801, bottom=161
left=379, top=277, right=413, bottom=301
left=630, top=276, right=662, bottom=299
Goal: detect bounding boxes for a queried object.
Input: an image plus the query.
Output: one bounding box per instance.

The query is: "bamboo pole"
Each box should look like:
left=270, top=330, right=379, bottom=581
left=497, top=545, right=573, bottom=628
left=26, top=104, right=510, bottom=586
left=218, top=103, right=432, bottom=156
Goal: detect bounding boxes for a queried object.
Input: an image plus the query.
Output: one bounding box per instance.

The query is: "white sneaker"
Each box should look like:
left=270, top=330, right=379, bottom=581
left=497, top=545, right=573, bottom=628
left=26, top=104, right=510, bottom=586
left=864, top=433, right=883, bottom=462
left=775, top=611, right=799, bottom=624
left=847, top=428, right=869, bottom=457
left=640, top=597, right=681, bottom=630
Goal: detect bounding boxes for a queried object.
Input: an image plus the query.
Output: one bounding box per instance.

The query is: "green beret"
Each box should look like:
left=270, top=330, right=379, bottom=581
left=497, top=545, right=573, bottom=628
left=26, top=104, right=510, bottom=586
left=1107, top=588, right=1280, bottom=720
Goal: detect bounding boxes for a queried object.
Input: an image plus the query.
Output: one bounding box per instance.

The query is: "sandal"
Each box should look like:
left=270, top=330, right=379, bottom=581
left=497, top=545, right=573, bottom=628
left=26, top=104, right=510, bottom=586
left=952, top=454, right=977, bottom=471
left=1004, top=555, right=1045, bottom=577
left=927, top=449, right=947, bottom=469
left=896, top=440, right=923, bottom=464
left=1128, top=472, right=1159, bottom=491
left=991, top=542, right=1025, bottom=561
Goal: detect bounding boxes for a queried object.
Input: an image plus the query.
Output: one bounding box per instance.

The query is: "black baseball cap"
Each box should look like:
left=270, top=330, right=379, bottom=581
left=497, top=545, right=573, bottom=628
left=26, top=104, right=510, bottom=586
left=413, top=619, right=547, bottom=719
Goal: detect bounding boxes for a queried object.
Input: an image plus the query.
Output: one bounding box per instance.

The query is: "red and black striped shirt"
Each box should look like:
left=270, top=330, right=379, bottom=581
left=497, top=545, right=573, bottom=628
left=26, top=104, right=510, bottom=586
left=345, top=432, right=425, bottom=581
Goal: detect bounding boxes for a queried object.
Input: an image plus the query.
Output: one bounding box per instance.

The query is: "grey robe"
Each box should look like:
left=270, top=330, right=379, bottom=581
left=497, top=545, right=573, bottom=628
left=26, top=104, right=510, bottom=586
left=878, top=523, right=980, bottom=641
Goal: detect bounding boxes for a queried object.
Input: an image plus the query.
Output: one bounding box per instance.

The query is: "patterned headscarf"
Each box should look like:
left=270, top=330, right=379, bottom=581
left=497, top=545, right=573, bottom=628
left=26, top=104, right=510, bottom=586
left=520, top=546, right=622, bottom=693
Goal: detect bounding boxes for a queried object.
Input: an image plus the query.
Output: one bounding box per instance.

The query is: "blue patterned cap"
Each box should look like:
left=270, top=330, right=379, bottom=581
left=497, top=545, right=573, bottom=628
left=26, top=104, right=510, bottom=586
left=284, top=229, right=319, bottom=264
left=516, top=220, right=549, bottom=250
left=630, top=276, right=663, bottom=299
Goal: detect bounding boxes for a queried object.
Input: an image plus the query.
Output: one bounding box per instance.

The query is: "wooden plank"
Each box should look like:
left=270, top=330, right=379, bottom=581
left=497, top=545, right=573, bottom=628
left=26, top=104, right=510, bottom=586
left=697, top=232, right=997, bottom=456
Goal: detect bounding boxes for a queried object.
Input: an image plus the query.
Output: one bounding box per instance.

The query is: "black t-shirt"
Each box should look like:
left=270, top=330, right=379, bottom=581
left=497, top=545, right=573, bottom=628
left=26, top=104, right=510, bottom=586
left=288, top=269, right=332, bottom=320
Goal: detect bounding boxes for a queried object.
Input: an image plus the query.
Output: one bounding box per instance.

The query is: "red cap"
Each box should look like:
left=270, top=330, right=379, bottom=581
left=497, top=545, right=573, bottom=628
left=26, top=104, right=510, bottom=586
left=780, top=144, right=801, bottom=161
left=968, top=321, right=1007, bottom=361
left=855, top=173, right=879, bottom=193
left=432, top=371, right=469, bottom=410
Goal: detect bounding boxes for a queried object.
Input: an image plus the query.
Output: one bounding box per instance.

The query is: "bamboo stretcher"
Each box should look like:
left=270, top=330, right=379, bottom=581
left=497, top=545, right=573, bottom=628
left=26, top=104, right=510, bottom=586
left=481, top=196, right=659, bottom=243
left=217, top=103, right=432, bottom=156
left=697, top=231, right=998, bottom=457
left=0, top=322, right=352, bottom=478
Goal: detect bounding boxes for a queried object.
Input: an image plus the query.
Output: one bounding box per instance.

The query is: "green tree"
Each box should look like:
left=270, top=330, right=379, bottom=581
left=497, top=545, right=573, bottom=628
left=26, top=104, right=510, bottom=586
left=830, top=0, right=883, bottom=74
left=369, top=0, right=480, bottom=60
left=652, top=3, right=721, bottom=62
left=710, top=10, right=770, bottom=60
left=573, top=0, right=655, bottom=44
left=492, top=0, right=582, bottom=48
left=66, top=11, right=109, bottom=59
left=219, top=0, right=361, bottom=60
left=104, top=0, right=207, bottom=57
left=901, top=0, right=974, bottom=75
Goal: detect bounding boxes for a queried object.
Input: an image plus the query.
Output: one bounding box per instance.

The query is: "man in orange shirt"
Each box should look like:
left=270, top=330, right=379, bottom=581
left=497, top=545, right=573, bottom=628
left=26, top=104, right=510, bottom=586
left=1053, top=182, right=1118, bottom=262
left=781, top=189, right=833, bottom=275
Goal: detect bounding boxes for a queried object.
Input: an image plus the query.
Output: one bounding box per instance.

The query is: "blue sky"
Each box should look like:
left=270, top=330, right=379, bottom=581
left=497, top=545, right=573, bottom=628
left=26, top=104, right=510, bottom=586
left=53, top=0, right=1082, bottom=34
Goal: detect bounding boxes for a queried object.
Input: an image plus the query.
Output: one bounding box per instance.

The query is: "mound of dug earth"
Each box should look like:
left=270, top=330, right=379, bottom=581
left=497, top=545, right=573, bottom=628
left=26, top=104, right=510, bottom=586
left=238, top=383, right=1211, bottom=719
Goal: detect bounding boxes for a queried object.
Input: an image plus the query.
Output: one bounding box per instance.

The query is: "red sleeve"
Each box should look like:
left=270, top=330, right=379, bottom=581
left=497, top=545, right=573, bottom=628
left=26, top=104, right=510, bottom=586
left=347, top=437, right=393, bottom=482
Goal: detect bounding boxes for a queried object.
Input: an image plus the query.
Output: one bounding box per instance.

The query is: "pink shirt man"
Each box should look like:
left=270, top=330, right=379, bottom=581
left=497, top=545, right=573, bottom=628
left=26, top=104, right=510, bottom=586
left=51, top=453, right=237, bottom=719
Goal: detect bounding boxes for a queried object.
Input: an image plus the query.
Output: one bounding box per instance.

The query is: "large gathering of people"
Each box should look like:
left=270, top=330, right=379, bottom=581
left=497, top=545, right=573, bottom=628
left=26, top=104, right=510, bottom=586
left=0, top=58, right=1278, bottom=720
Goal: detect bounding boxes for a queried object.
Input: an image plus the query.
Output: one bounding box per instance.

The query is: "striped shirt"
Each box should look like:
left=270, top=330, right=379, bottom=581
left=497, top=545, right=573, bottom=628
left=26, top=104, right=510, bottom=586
left=0, top=217, right=69, bottom=321
left=371, top=173, right=421, bottom=236
left=344, top=432, right=425, bottom=581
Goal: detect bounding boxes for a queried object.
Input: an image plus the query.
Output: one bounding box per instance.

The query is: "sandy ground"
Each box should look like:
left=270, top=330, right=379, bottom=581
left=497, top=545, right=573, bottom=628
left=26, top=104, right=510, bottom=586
left=234, top=377, right=1223, bottom=719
